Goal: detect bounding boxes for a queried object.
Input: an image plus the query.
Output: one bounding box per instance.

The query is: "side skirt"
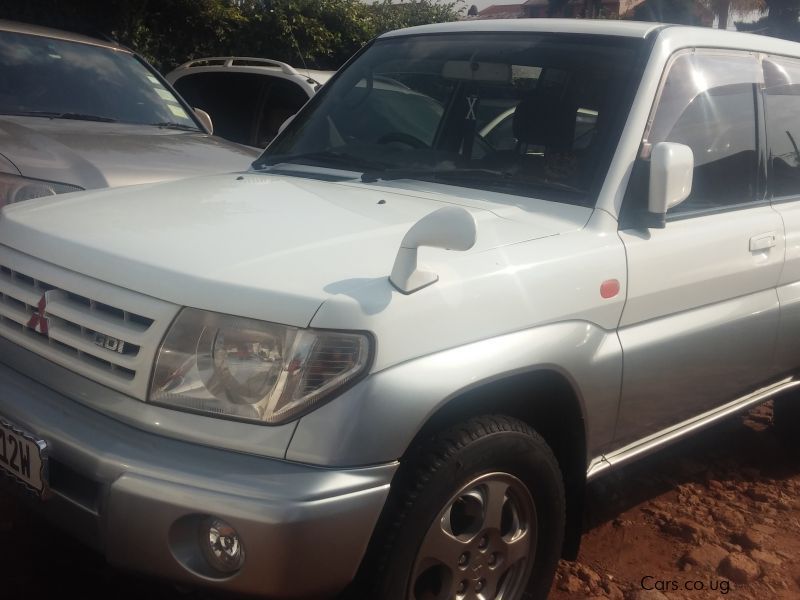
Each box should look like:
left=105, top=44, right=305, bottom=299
left=586, top=376, right=800, bottom=480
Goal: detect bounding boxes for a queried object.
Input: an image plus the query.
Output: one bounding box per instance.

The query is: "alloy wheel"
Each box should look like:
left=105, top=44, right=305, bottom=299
left=409, top=472, right=537, bottom=600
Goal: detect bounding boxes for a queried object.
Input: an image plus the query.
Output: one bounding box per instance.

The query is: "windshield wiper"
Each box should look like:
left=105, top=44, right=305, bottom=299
left=256, top=151, right=388, bottom=172
left=361, top=167, right=512, bottom=183
left=361, top=166, right=586, bottom=195
left=2, top=111, right=117, bottom=122
left=151, top=121, right=200, bottom=131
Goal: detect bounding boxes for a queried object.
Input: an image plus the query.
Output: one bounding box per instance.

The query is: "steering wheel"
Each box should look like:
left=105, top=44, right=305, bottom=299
left=377, top=131, right=429, bottom=149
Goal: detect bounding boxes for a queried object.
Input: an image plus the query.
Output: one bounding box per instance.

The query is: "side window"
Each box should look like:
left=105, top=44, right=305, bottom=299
left=764, top=57, right=800, bottom=199
left=644, top=53, right=760, bottom=216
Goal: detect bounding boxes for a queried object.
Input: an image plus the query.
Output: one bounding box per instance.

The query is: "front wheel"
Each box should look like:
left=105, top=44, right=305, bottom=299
left=369, top=415, right=566, bottom=600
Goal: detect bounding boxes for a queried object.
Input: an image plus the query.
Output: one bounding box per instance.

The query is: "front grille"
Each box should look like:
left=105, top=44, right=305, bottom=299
left=0, top=246, right=179, bottom=400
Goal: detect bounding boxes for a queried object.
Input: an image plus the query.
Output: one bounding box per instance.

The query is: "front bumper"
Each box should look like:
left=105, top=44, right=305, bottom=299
left=0, top=358, right=395, bottom=598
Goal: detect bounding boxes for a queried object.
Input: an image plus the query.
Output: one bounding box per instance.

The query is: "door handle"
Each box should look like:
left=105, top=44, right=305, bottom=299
left=750, top=233, right=777, bottom=252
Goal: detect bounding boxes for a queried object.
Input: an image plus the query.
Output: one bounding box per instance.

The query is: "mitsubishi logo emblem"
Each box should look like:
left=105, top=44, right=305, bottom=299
left=26, top=293, right=49, bottom=335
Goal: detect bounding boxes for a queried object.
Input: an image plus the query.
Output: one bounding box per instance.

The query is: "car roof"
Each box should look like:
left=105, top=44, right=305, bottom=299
left=169, top=57, right=335, bottom=85
left=304, top=69, right=335, bottom=85
left=0, top=19, right=126, bottom=51
left=380, top=18, right=800, bottom=56
left=379, top=18, right=664, bottom=39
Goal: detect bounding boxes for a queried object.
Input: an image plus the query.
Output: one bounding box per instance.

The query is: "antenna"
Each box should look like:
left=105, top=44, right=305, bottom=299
left=287, top=24, right=311, bottom=79
left=271, top=2, right=312, bottom=78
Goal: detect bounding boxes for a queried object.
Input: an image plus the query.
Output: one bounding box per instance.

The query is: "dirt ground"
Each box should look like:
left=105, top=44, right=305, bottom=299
left=550, top=402, right=800, bottom=600
left=1, top=402, right=798, bottom=599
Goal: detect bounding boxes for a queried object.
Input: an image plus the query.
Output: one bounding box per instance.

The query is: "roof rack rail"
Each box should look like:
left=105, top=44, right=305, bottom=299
left=176, top=56, right=300, bottom=76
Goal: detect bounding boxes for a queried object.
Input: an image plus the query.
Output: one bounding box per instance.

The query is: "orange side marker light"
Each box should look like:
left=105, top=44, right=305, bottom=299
left=600, top=279, right=620, bottom=299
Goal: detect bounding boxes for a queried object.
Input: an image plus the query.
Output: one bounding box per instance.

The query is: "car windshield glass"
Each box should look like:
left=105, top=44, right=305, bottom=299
left=258, top=32, right=644, bottom=206
left=0, top=30, right=198, bottom=128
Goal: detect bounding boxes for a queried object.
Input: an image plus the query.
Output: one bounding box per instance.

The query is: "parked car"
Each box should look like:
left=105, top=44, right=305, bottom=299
left=0, top=20, right=258, bottom=208
left=166, top=57, right=334, bottom=148
left=4, top=18, right=800, bottom=600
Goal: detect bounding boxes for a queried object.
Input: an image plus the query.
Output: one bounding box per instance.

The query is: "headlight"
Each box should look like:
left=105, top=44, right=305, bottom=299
left=150, top=308, right=372, bottom=424
left=0, top=172, right=82, bottom=208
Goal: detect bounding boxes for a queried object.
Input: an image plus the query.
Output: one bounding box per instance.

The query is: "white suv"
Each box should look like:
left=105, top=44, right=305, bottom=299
left=166, top=57, right=334, bottom=148
left=2, top=19, right=800, bottom=600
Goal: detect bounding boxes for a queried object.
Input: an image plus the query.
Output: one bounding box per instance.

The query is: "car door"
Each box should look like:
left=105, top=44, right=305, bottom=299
left=764, top=55, right=800, bottom=374
left=614, top=50, right=785, bottom=446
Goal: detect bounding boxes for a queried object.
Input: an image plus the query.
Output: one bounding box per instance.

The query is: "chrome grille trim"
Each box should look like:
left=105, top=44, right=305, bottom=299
left=0, top=245, right=179, bottom=400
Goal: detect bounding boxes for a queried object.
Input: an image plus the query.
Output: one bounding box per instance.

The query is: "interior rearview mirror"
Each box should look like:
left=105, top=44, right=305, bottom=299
left=193, top=108, right=214, bottom=135
left=648, top=142, right=694, bottom=228
left=442, top=61, right=511, bottom=83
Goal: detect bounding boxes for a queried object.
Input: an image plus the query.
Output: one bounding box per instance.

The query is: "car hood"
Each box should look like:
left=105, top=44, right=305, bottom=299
left=0, top=172, right=591, bottom=327
left=0, top=116, right=258, bottom=189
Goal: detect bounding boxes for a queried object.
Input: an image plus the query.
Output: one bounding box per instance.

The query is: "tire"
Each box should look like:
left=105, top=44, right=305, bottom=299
left=368, top=415, right=566, bottom=600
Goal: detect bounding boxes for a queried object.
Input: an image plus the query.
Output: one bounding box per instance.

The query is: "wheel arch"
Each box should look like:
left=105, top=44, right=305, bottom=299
left=402, top=367, right=588, bottom=559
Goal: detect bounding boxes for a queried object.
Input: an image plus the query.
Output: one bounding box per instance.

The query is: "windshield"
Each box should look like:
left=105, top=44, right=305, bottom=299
left=0, top=30, right=198, bottom=128
left=258, top=32, right=644, bottom=206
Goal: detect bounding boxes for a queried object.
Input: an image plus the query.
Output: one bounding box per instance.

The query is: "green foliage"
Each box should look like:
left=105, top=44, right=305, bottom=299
left=367, top=0, right=465, bottom=32
left=0, top=0, right=465, bottom=72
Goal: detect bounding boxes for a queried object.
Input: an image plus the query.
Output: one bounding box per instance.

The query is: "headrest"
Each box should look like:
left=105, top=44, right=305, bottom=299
left=513, top=92, right=578, bottom=151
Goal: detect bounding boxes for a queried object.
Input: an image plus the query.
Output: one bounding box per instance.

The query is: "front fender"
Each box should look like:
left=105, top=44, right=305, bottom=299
left=287, top=320, right=622, bottom=466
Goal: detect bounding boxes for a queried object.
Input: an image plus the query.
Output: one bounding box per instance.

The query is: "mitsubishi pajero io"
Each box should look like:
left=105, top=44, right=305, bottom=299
left=2, top=19, right=800, bottom=600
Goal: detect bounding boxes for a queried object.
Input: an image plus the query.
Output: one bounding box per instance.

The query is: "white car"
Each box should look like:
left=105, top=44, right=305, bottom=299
left=166, top=57, right=334, bottom=148
left=3, top=18, right=800, bottom=600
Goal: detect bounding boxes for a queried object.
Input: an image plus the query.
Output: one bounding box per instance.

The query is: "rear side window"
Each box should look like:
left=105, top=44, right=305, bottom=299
left=643, top=52, right=760, bottom=216
left=173, top=72, right=266, bottom=145
left=764, top=57, right=800, bottom=199
left=255, top=79, right=309, bottom=147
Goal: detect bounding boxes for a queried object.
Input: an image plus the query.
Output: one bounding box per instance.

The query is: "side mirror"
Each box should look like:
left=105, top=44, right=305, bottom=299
left=194, top=108, right=214, bottom=135
left=648, top=142, right=694, bottom=228
left=278, top=114, right=296, bottom=136
left=389, top=207, right=477, bottom=294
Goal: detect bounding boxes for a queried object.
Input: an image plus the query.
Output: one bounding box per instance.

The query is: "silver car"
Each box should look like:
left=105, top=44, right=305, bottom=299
left=0, top=20, right=259, bottom=208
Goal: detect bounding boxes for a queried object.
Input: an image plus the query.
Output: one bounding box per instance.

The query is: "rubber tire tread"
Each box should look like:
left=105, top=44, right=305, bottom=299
left=369, top=414, right=566, bottom=600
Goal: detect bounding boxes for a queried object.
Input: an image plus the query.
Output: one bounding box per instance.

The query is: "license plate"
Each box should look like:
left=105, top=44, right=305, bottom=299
left=0, top=418, right=48, bottom=497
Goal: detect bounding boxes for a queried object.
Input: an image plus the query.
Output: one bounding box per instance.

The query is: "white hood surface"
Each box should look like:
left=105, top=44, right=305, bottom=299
left=0, top=172, right=590, bottom=326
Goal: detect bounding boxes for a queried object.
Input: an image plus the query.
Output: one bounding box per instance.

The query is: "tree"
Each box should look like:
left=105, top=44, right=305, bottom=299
left=707, top=0, right=764, bottom=30
left=547, top=0, right=571, bottom=16
left=764, top=0, right=800, bottom=37
left=367, top=0, right=465, bottom=33
left=735, top=0, right=800, bottom=40
left=0, top=0, right=465, bottom=72
left=0, top=0, right=248, bottom=71
left=468, top=4, right=479, bottom=16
